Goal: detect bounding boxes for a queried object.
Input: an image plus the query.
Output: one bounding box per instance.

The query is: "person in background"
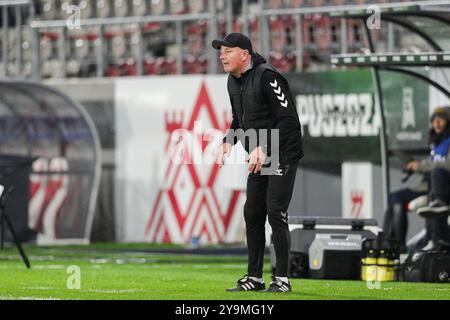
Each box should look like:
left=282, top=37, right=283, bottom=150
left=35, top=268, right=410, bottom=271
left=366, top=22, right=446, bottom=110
left=411, top=107, right=450, bottom=250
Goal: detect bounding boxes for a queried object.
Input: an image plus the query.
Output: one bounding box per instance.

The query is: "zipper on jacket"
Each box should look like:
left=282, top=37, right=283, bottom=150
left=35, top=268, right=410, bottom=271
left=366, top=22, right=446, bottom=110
left=240, top=85, right=246, bottom=129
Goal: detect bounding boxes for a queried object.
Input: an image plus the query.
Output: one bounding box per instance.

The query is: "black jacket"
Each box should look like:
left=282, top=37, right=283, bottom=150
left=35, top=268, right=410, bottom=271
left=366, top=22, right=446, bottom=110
left=223, top=52, right=303, bottom=165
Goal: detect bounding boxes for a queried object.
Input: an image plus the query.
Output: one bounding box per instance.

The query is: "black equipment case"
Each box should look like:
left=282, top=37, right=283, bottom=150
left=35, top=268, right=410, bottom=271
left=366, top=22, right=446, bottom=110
left=269, top=216, right=380, bottom=278
left=402, top=247, right=450, bottom=283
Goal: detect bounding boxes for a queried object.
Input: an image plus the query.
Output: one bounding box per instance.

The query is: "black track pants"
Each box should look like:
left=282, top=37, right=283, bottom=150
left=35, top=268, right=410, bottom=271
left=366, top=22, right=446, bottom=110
left=244, top=162, right=298, bottom=278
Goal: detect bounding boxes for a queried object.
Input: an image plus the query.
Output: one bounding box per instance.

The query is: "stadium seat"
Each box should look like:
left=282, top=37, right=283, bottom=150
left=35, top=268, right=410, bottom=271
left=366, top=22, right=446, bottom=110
left=143, top=21, right=161, bottom=33
left=185, top=21, right=207, bottom=38
left=41, top=59, right=62, bottom=78
left=188, top=0, right=205, bottom=14
left=109, top=33, right=126, bottom=61
left=66, top=58, right=81, bottom=77
left=150, top=0, right=166, bottom=15
left=79, top=0, right=94, bottom=19
left=69, top=32, right=89, bottom=60
left=329, top=18, right=341, bottom=53
left=96, top=0, right=111, bottom=18
left=249, top=15, right=260, bottom=52
left=267, top=0, right=285, bottom=9
left=269, top=51, right=296, bottom=73
left=348, top=19, right=364, bottom=52
left=169, top=0, right=188, bottom=15
left=233, top=17, right=243, bottom=33
left=7, top=30, right=17, bottom=62
left=143, top=56, right=160, bottom=75
left=105, top=63, right=121, bottom=77
left=6, top=62, right=19, bottom=77
left=66, top=30, right=100, bottom=77
left=183, top=54, right=207, bottom=74
left=131, top=0, right=148, bottom=16
left=119, top=58, right=137, bottom=76
left=218, top=16, right=227, bottom=38
left=142, top=22, right=166, bottom=58
left=21, top=41, right=31, bottom=64
left=40, top=31, right=59, bottom=62
left=22, top=60, right=32, bottom=77
left=129, top=30, right=142, bottom=62
left=113, top=0, right=129, bottom=17
left=41, top=0, right=57, bottom=20
left=60, top=0, right=74, bottom=20
left=331, top=0, right=346, bottom=5
left=269, top=17, right=288, bottom=51
left=102, top=29, right=124, bottom=76
left=160, top=56, right=177, bottom=75
left=215, top=0, right=226, bottom=12
left=287, top=0, right=306, bottom=7
left=183, top=20, right=207, bottom=74
left=20, top=28, right=32, bottom=72
left=311, top=0, right=326, bottom=6
left=313, top=13, right=331, bottom=53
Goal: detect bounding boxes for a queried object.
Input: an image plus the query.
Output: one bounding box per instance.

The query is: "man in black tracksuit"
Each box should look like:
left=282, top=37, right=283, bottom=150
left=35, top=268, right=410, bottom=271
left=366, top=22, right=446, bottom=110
left=213, top=33, right=303, bottom=293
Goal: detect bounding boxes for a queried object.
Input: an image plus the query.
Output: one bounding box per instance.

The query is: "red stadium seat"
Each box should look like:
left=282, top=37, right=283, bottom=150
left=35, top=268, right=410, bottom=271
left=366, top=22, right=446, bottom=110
left=105, top=65, right=121, bottom=77
left=143, top=22, right=162, bottom=33
left=183, top=54, right=207, bottom=74
left=269, top=51, right=296, bottom=73
left=143, top=57, right=160, bottom=75
left=120, top=58, right=137, bottom=76
left=160, top=57, right=177, bottom=75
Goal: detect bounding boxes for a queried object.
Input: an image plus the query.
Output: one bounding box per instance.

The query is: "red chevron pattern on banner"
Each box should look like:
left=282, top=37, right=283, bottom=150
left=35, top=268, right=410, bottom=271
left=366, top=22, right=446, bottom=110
left=145, top=81, right=245, bottom=244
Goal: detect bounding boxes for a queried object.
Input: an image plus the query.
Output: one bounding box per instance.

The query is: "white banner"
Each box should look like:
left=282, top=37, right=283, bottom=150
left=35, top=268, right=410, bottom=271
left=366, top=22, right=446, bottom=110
left=115, top=76, right=248, bottom=244
left=342, top=162, right=375, bottom=219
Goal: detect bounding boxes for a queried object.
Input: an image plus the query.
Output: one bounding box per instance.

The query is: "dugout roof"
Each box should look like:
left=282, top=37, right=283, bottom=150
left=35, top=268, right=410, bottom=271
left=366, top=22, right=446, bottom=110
left=0, top=80, right=101, bottom=244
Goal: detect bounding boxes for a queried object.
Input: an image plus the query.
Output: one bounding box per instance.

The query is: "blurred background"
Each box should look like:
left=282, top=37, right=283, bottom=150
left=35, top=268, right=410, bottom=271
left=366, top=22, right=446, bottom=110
left=0, top=0, right=449, bottom=250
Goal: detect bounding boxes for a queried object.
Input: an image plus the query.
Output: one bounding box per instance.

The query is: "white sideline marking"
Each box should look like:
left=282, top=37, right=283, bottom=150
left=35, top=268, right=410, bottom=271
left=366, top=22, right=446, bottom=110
left=0, top=295, right=63, bottom=300
left=32, top=265, right=66, bottom=270
left=222, top=265, right=245, bottom=269
left=84, top=289, right=145, bottom=294
left=22, top=286, right=55, bottom=290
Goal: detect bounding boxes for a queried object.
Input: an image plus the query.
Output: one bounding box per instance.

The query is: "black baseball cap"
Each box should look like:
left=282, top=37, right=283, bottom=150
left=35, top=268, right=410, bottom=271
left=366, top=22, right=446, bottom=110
left=212, top=33, right=253, bottom=54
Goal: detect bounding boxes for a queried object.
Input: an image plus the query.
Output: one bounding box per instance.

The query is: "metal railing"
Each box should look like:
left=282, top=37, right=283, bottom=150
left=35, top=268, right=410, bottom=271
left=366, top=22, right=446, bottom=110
left=0, top=0, right=33, bottom=77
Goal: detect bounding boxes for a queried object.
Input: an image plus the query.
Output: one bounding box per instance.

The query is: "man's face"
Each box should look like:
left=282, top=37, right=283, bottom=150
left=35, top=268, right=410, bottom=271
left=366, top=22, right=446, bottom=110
left=219, top=46, right=249, bottom=75
left=432, top=116, right=448, bottom=134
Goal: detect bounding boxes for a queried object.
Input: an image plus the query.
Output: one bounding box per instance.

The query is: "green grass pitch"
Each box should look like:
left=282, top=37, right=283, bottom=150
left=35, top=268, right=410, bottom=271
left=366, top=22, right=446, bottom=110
left=0, top=243, right=449, bottom=300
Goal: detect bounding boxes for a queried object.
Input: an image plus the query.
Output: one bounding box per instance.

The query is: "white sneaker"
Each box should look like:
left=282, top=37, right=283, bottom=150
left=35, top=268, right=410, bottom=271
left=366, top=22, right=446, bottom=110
left=421, top=240, right=435, bottom=251
left=416, top=199, right=450, bottom=217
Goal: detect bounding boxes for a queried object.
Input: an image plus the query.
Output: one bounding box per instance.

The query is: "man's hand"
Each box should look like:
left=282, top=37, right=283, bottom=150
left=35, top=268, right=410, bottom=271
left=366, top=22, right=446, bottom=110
left=406, top=160, right=420, bottom=172
left=248, top=146, right=266, bottom=173
left=216, top=143, right=232, bottom=168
